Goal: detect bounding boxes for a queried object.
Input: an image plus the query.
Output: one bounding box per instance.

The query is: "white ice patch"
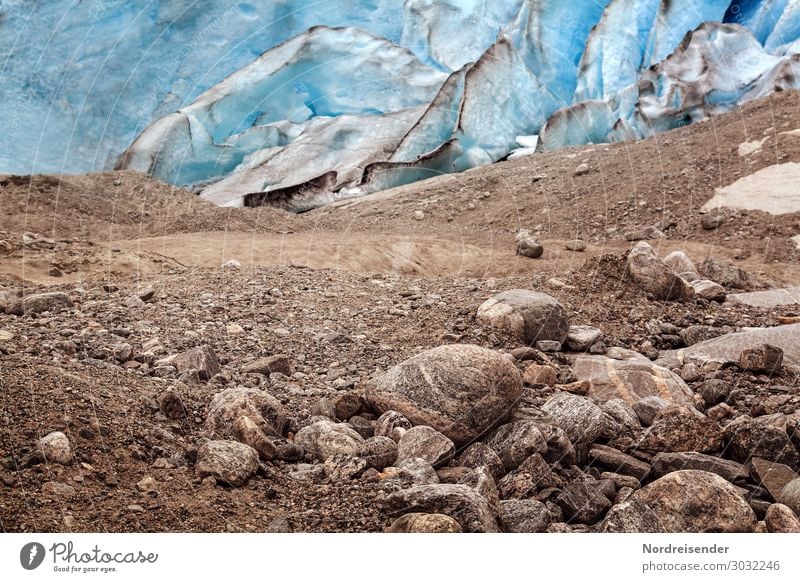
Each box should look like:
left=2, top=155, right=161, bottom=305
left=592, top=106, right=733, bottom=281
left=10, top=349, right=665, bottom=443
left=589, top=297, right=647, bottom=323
left=701, top=163, right=800, bottom=215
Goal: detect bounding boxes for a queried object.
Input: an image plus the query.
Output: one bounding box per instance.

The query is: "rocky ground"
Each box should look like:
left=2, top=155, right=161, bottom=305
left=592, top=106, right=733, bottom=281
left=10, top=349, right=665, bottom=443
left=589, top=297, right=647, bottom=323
left=1, top=91, right=800, bottom=533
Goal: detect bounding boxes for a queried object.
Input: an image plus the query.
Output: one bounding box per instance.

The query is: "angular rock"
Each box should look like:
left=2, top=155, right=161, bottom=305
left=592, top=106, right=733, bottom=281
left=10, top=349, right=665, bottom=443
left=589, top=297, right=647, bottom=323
left=689, top=279, right=727, bottom=302
left=626, top=242, right=692, bottom=301
left=159, top=345, right=221, bottom=381
left=323, top=454, right=368, bottom=480
left=455, top=443, right=506, bottom=481
left=241, top=354, right=292, bottom=377
left=588, top=445, right=651, bottom=481
left=739, top=343, right=783, bottom=374
left=571, top=355, right=693, bottom=406
left=651, top=452, right=748, bottom=482
left=383, top=458, right=439, bottom=486
left=698, top=379, right=731, bottom=406
left=158, top=390, right=187, bottom=420
left=541, top=393, right=605, bottom=451
left=602, top=470, right=756, bottom=532
left=499, top=499, right=550, bottom=533
left=750, top=458, right=798, bottom=501
left=206, top=387, right=287, bottom=438
left=374, top=411, right=412, bottom=442
left=601, top=399, right=641, bottom=434
left=294, top=420, right=364, bottom=461
left=476, top=290, right=570, bottom=345
left=397, top=426, right=455, bottom=468
left=233, top=416, right=278, bottom=461
left=557, top=480, right=612, bottom=525
left=386, top=484, right=499, bottom=533
left=522, top=363, right=557, bottom=386
left=701, top=211, right=726, bottom=230
left=778, top=478, right=800, bottom=516
left=565, top=325, right=603, bottom=352
left=485, top=420, right=547, bottom=471
left=37, top=431, right=73, bottom=465
left=765, top=503, right=800, bottom=533
left=458, top=466, right=500, bottom=513
left=497, top=453, right=560, bottom=499
left=195, top=440, right=259, bottom=487
left=700, top=257, right=752, bottom=290
left=632, top=396, right=671, bottom=427
left=365, top=344, right=523, bottom=446
left=537, top=424, right=577, bottom=466
left=723, top=417, right=799, bottom=469
left=637, top=406, right=723, bottom=454
left=386, top=513, right=462, bottom=533
left=359, top=436, right=398, bottom=471
left=41, top=481, right=78, bottom=498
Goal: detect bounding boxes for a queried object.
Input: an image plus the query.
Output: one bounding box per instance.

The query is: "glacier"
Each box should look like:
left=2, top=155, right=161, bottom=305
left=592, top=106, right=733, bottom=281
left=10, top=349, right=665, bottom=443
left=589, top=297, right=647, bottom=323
left=1, top=1, right=799, bottom=210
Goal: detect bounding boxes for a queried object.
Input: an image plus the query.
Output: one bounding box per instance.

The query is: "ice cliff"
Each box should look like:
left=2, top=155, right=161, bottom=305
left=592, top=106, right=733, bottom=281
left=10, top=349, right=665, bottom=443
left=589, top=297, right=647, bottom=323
left=1, top=1, right=799, bottom=210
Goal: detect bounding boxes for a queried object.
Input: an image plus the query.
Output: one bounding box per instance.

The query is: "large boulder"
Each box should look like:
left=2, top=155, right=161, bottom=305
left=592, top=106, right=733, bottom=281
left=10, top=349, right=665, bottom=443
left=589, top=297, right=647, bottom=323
left=669, top=324, right=800, bottom=372
left=386, top=484, right=499, bottom=533
left=485, top=420, right=548, bottom=471
left=294, top=420, right=364, bottom=461
left=699, top=257, right=752, bottom=290
left=498, top=499, right=550, bottom=533
left=571, top=353, right=694, bottom=405
left=626, top=242, right=692, bottom=301
left=540, top=393, right=605, bottom=452
left=636, top=406, right=723, bottom=454
left=206, top=387, right=287, bottom=438
left=601, top=470, right=757, bottom=532
left=365, top=345, right=523, bottom=446
left=476, top=290, right=570, bottom=345
left=722, top=416, right=799, bottom=469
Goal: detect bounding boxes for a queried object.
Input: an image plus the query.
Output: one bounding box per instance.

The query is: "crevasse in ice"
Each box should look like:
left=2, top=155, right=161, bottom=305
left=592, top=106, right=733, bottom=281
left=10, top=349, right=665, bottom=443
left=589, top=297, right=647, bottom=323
left=1, top=1, right=799, bottom=210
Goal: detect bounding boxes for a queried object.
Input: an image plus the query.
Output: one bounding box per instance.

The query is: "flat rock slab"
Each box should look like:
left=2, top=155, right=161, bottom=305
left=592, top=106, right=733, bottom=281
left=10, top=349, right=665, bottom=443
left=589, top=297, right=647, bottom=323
left=701, top=163, right=800, bottom=215
left=750, top=458, right=799, bottom=501
left=669, top=324, right=800, bottom=371
left=651, top=452, right=748, bottom=482
left=726, top=288, right=800, bottom=308
left=571, top=354, right=693, bottom=405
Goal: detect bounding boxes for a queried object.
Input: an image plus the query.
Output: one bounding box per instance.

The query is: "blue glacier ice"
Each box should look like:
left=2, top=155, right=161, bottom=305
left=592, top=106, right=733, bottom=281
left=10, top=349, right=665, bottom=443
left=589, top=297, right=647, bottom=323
left=1, top=0, right=800, bottom=210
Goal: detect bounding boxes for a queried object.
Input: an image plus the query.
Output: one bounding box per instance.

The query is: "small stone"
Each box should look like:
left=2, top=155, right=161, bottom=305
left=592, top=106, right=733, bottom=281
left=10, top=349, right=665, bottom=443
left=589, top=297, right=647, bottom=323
left=723, top=417, right=799, bottom=468
left=125, top=295, right=145, bottom=309
left=565, top=239, right=586, bottom=252
left=522, top=363, right=558, bottom=386
left=41, top=481, right=77, bottom=498
left=663, top=251, right=698, bottom=275
left=136, top=476, right=157, bottom=493
left=413, top=210, right=425, bottom=221
left=15, top=292, right=72, bottom=316
left=565, top=325, right=603, bottom=352
left=387, top=513, right=462, bottom=533
left=241, top=354, right=292, bottom=377
left=699, top=257, right=752, bottom=290
left=497, top=453, right=560, bottom=499
left=397, top=426, right=455, bottom=468
left=499, top=499, right=550, bottom=532
left=37, top=431, right=73, bottom=465
left=222, top=259, right=241, bottom=269
left=750, top=458, right=798, bottom=501
left=739, top=343, right=783, bottom=374
left=701, top=211, right=726, bottom=230
left=265, top=516, right=293, bottom=533
left=541, top=392, right=605, bottom=452
left=636, top=406, right=722, bottom=454
left=158, top=345, right=221, bottom=381
left=382, top=458, right=439, bottom=485
left=517, top=237, right=544, bottom=259
left=698, top=379, right=731, bottom=406
left=689, top=279, right=727, bottom=302
left=48, top=266, right=63, bottom=277
left=332, top=392, right=362, bottom=421
left=113, top=343, right=133, bottom=363
left=574, top=163, right=590, bottom=176
left=195, top=440, right=259, bottom=487
left=158, top=390, right=187, bottom=420
left=535, top=340, right=562, bottom=352
left=632, top=396, right=670, bottom=427
left=206, top=387, right=287, bottom=439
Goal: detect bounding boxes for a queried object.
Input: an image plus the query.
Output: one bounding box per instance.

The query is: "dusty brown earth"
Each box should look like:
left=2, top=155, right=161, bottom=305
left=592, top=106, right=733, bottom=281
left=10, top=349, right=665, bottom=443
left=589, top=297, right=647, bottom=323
left=0, top=91, right=799, bottom=533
